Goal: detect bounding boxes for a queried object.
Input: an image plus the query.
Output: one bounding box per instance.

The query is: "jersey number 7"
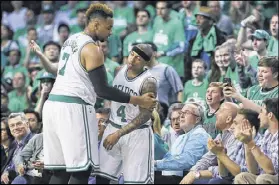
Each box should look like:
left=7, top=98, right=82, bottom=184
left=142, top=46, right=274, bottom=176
left=58, top=52, right=70, bottom=76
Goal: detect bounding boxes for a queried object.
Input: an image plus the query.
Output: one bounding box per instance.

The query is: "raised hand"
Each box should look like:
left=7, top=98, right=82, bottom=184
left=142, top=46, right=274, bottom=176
left=223, top=85, right=240, bottom=100
left=236, top=119, right=253, bottom=144
left=207, top=138, right=225, bottom=155
left=29, top=40, right=43, bottom=56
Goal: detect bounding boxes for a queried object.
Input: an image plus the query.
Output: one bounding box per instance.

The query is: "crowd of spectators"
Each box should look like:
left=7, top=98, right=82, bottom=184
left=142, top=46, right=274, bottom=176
left=1, top=1, right=278, bottom=184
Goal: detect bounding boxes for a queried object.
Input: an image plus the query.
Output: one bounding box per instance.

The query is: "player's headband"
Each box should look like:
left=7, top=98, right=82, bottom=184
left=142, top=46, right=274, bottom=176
left=131, top=46, right=150, bottom=62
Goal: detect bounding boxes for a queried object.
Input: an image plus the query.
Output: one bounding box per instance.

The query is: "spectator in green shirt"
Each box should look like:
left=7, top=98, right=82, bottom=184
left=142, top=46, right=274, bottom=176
left=185, top=6, right=226, bottom=82
left=207, top=43, right=244, bottom=93
left=267, top=14, right=278, bottom=56
left=8, top=72, right=30, bottom=112
left=224, top=56, right=278, bottom=113
left=247, top=30, right=276, bottom=69
left=183, top=59, right=208, bottom=107
left=123, top=9, right=154, bottom=64
left=203, top=82, right=224, bottom=139
left=3, top=49, right=30, bottom=88
left=22, top=27, right=41, bottom=68
left=112, top=1, right=136, bottom=36
left=153, top=1, right=186, bottom=78
left=133, top=1, right=156, bottom=28
left=32, top=41, right=60, bottom=92
left=70, top=8, right=87, bottom=34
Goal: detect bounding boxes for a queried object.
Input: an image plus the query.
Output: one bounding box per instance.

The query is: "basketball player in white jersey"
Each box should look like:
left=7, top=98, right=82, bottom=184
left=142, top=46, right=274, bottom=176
left=31, top=3, right=157, bottom=184
left=95, top=43, right=157, bottom=184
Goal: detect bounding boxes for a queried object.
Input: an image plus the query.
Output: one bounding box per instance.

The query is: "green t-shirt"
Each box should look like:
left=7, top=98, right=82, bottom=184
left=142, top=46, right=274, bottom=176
left=246, top=85, right=279, bottom=106
left=153, top=10, right=180, bottom=25
left=59, top=2, right=88, bottom=19
left=107, top=34, right=122, bottom=58
left=3, top=65, right=30, bottom=87
left=206, top=66, right=242, bottom=93
left=8, top=89, right=29, bottom=112
left=203, top=111, right=220, bottom=139
left=112, top=7, right=135, bottom=35
left=153, top=18, right=186, bottom=77
left=183, top=79, right=208, bottom=108
left=123, top=30, right=154, bottom=57
left=104, top=58, right=120, bottom=79
left=248, top=51, right=277, bottom=69
left=267, top=37, right=278, bottom=56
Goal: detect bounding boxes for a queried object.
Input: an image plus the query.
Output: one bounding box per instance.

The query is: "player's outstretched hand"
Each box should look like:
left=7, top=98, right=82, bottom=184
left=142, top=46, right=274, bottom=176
left=138, top=93, right=157, bottom=110
left=103, top=132, right=121, bottom=150
left=29, top=40, right=43, bottom=56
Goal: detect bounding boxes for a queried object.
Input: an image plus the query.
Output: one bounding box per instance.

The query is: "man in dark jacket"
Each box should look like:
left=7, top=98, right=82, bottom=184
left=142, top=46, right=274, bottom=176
left=184, top=6, right=226, bottom=82
left=1, top=113, right=33, bottom=184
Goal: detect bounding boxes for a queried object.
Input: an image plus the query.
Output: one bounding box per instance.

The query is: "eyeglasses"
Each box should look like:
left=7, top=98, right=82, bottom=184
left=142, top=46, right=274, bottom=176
left=179, top=110, right=199, bottom=117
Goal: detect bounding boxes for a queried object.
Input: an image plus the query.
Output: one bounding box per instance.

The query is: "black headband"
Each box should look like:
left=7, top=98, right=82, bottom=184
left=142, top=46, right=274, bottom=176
left=131, top=46, right=150, bottom=61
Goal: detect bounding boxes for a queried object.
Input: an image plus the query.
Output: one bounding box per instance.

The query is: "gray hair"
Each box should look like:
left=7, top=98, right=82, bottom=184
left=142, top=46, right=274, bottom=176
left=184, top=101, right=205, bottom=125
left=168, top=103, right=184, bottom=119
left=8, top=112, right=28, bottom=123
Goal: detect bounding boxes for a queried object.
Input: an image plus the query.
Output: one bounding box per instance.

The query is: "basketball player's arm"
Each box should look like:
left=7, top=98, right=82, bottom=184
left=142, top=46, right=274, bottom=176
left=29, top=40, right=58, bottom=75
left=82, top=43, right=156, bottom=109
left=103, top=77, right=157, bottom=150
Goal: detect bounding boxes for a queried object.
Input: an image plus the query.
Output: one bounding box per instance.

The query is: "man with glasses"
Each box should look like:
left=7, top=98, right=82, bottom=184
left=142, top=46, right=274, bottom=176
left=154, top=102, right=210, bottom=184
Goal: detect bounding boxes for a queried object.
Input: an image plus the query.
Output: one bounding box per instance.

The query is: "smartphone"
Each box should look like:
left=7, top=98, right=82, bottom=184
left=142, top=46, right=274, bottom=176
left=223, top=78, right=232, bottom=87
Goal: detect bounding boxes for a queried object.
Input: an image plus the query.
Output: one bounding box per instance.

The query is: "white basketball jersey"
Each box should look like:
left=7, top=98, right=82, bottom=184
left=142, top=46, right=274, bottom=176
left=50, top=32, right=97, bottom=105
left=110, top=65, right=155, bottom=126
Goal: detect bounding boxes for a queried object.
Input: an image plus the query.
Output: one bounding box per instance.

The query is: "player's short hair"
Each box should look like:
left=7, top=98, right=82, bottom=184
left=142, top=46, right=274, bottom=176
left=43, top=41, right=61, bottom=52
left=258, top=56, right=278, bottom=75
left=237, top=109, right=260, bottom=133
left=192, top=59, right=207, bottom=70
left=263, top=98, right=279, bottom=121
left=85, top=3, right=113, bottom=22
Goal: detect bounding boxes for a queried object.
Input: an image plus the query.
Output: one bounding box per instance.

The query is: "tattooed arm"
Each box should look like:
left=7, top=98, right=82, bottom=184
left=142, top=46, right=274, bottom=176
left=118, top=77, right=157, bottom=136
left=103, top=77, right=157, bottom=150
